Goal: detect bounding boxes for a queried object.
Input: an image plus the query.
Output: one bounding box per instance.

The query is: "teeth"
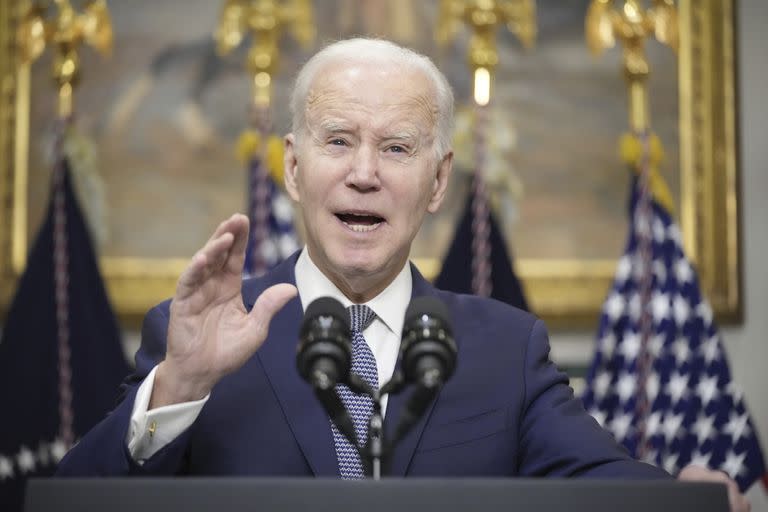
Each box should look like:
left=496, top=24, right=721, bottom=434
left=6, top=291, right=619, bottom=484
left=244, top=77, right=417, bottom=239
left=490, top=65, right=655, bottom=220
left=343, top=221, right=381, bottom=232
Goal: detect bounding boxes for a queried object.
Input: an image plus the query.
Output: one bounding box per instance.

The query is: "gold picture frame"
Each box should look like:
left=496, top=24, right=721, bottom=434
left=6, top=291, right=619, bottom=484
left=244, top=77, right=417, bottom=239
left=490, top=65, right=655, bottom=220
left=0, top=0, right=741, bottom=329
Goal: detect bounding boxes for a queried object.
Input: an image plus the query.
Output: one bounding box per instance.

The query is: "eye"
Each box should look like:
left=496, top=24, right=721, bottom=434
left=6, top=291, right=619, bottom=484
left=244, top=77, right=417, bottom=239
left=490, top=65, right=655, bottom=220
left=386, top=144, right=407, bottom=154
left=329, top=138, right=348, bottom=146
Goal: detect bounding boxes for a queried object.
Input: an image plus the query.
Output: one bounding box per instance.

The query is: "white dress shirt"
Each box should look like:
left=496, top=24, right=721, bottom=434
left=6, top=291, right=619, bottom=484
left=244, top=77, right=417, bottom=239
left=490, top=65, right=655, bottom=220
left=127, top=248, right=411, bottom=462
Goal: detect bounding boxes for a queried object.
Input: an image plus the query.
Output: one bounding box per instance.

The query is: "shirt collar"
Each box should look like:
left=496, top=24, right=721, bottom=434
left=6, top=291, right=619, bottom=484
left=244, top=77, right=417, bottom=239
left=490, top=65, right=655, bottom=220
left=294, top=247, right=411, bottom=337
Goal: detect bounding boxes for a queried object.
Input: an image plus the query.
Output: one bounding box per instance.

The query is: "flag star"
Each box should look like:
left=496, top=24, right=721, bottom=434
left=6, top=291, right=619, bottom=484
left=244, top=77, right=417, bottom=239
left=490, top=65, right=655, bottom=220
left=673, top=294, right=690, bottom=327
left=278, top=232, right=299, bottom=256
left=599, top=332, right=617, bottom=358
left=665, top=371, right=690, bottom=405
left=605, top=293, right=626, bottom=322
left=615, top=255, right=633, bottom=284
left=0, top=455, right=13, bottom=480
left=725, top=382, right=744, bottom=403
left=721, top=450, right=747, bottom=479
left=592, top=370, right=613, bottom=401
left=662, top=453, right=680, bottom=474
left=628, top=293, right=642, bottom=322
left=689, top=450, right=712, bottom=468
left=271, top=193, right=294, bottom=223
left=675, top=258, right=693, bottom=284
left=645, top=411, right=663, bottom=437
left=661, top=412, right=684, bottom=444
left=619, top=331, right=641, bottom=362
left=37, top=442, right=51, bottom=467
left=646, top=372, right=661, bottom=402
left=616, top=371, right=637, bottom=404
left=589, top=408, right=607, bottom=427
left=668, top=225, right=683, bottom=247
left=692, top=413, right=716, bottom=445
left=649, top=334, right=666, bottom=358
left=653, top=218, right=666, bottom=243
left=723, top=411, right=751, bottom=445
left=16, top=445, right=36, bottom=474
left=696, top=302, right=713, bottom=326
left=50, top=439, right=69, bottom=463
left=651, top=292, right=670, bottom=322
left=610, top=412, right=634, bottom=441
left=260, top=238, right=278, bottom=265
left=697, top=375, right=720, bottom=406
left=699, top=335, right=721, bottom=365
left=671, top=337, right=691, bottom=366
left=642, top=449, right=659, bottom=465
left=653, top=259, right=667, bottom=286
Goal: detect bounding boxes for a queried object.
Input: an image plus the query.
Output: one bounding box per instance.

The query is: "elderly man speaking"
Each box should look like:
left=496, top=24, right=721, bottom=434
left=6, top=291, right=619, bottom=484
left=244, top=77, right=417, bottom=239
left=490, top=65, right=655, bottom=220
left=56, top=38, right=748, bottom=512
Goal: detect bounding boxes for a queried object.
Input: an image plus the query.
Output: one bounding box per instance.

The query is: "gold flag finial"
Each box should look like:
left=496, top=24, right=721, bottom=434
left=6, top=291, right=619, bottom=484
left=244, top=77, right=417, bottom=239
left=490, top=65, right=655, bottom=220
left=586, top=0, right=678, bottom=132
left=436, top=0, right=536, bottom=106
left=17, top=0, right=113, bottom=119
left=215, top=0, right=315, bottom=109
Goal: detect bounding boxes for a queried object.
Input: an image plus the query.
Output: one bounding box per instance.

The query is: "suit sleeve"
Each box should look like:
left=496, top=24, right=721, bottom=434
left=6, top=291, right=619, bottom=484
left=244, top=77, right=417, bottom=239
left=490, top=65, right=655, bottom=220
left=516, top=319, right=671, bottom=479
left=55, top=303, right=194, bottom=476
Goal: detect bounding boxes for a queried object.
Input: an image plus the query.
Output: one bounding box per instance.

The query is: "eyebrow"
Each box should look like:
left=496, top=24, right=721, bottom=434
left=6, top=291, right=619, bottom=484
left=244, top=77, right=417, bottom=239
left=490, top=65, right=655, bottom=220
left=317, top=120, right=353, bottom=134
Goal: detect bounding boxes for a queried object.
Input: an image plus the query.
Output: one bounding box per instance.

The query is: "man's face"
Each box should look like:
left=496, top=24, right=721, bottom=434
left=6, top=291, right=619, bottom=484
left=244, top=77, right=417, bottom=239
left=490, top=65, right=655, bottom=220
left=284, top=60, right=452, bottom=298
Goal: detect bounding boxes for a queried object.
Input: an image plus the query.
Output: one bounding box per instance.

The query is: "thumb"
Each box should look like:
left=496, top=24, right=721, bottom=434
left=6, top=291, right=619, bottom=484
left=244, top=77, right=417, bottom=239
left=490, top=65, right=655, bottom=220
left=248, top=283, right=299, bottom=340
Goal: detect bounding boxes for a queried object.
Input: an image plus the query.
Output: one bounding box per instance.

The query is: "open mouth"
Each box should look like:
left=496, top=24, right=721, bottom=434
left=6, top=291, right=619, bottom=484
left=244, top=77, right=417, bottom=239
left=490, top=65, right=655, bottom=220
left=336, top=212, right=385, bottom=232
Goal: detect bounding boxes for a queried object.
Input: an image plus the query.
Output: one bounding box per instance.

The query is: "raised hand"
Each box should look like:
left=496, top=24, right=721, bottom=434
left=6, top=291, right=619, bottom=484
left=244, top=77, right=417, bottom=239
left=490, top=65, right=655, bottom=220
left=150, top=214, right=297, bottom=409
left=678, top=465, right=750, bottom=512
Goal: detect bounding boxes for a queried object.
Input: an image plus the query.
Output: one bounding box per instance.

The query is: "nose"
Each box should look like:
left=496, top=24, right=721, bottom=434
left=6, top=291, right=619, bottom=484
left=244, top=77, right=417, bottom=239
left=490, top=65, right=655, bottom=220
left=345, top=144, right=380, bottom=191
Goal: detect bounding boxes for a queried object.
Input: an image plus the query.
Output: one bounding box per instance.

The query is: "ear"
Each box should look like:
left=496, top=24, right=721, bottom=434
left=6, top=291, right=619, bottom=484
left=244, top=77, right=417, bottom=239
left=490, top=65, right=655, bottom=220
left=426, top=151, right=453, bottom=214
left=283, top=133, right=301, bottom=202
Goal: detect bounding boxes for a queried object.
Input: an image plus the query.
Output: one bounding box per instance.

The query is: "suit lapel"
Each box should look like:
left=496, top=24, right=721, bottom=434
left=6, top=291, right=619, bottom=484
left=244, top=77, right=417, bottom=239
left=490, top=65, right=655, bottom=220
left=245, top=253, right=339, bottom=477
left=383, top=265, right=444, bottom=476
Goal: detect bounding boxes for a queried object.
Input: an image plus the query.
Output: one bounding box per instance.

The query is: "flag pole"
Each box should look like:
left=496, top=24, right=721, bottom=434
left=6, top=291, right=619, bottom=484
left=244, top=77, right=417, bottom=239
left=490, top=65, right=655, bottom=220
left=16, top=0, right=113, bottom=450
left=436, top=0, right=536, bottom=298
left=215, top=0, right=314, bottom=277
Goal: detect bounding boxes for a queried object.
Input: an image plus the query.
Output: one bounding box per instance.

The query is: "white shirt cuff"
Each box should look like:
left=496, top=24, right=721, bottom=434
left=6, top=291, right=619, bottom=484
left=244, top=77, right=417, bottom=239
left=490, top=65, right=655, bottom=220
left=126, top=365, right=209, bottom=463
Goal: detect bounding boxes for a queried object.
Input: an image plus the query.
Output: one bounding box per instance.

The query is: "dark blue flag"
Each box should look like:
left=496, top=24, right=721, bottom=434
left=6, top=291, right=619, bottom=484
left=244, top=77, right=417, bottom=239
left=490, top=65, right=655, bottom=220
left=582, top=178, right=767, bottom=492
left=0, top=159, right=131, bottom=511
left=243, top=154, right=299, bottom=278
left=435, top=190, right=529, bottom=311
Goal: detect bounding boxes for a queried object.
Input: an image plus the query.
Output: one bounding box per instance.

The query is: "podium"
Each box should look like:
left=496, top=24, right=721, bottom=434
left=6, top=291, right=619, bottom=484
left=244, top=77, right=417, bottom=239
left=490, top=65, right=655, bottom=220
left=25, top=477, right=729, bottom=512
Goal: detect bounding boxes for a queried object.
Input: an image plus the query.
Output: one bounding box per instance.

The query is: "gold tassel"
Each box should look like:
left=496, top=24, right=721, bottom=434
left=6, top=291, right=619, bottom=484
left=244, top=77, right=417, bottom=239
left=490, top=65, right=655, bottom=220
left=619, top=132, right=675, bottom=214
left=236, top=130, right=285, bottom=186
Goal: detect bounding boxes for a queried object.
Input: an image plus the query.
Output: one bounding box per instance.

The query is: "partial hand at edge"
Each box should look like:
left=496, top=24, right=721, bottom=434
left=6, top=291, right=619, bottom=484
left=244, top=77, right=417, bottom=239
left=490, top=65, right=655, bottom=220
left=150, top=213, right=298, bottom=409
left=677, top=464, right=750, bottom=512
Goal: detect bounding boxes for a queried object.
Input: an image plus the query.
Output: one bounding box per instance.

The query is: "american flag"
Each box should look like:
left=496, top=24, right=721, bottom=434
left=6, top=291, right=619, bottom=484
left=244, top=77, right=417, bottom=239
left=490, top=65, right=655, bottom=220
left=581, top=177, right=767, bottom=492
left=243, top=153, right=299, bottom=277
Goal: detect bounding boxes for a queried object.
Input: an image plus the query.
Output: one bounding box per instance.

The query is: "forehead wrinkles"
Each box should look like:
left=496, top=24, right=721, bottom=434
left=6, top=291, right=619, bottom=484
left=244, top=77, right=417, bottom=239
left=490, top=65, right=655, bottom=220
left=304, top=85, right=437, bottom=142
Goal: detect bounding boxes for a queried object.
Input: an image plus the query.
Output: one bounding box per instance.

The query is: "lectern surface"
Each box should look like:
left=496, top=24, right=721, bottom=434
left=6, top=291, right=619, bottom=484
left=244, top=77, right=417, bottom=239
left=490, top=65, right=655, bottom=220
left=25, top=477, right=729, bottom=512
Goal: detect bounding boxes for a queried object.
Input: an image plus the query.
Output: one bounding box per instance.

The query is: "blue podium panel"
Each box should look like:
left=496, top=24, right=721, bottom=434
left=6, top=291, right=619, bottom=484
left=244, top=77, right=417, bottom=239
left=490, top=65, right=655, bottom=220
left=25, top=478, right=729, bottom=512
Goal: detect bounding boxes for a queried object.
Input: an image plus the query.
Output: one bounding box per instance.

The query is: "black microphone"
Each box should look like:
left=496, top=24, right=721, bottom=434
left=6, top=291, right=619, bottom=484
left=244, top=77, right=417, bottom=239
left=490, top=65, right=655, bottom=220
left=296, top=297, right=351, bottom=390
left=392, top=296, right=457, bottom=443
left=400, top=296, right=457, bottom=388
left=296, top=297, right=359, bottom=450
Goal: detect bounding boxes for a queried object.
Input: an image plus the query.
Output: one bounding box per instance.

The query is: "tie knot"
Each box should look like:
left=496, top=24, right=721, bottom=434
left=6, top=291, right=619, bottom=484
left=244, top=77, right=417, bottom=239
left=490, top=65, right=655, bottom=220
left=348, top=305, right=376, bottom=333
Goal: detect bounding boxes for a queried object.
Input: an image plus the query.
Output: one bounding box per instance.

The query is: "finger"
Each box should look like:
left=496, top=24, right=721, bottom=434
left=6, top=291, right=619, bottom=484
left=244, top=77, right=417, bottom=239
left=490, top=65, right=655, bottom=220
left=176, top=233, right=235, bottom=300
left=224, top=214, right=250, bottom=274
left=247, top=283, right=299, bottom=341
left=207, top=213, right=244, bottom=244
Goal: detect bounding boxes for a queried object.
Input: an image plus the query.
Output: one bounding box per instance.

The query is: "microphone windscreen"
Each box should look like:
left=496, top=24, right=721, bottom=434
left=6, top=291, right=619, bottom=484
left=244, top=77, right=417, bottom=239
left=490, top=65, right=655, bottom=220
left=404, top=296, right=450, bottom=326
left=303, top=296, right=349, bottom=330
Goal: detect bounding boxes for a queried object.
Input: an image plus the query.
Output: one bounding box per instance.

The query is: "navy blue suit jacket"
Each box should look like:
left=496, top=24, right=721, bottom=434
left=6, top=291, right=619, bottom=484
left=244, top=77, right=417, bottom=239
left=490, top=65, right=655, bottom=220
left=57, top=253, right=669, bottom=479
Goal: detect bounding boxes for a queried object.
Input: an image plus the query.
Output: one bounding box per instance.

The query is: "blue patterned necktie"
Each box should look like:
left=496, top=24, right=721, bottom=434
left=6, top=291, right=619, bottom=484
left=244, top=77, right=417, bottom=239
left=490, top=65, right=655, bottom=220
left=331, top=304, right=378, bottom=479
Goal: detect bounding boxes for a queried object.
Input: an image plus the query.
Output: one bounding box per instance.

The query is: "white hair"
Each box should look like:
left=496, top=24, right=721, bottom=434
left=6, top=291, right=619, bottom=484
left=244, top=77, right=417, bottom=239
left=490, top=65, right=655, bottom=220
left=289, top=38, right=454, bottom=159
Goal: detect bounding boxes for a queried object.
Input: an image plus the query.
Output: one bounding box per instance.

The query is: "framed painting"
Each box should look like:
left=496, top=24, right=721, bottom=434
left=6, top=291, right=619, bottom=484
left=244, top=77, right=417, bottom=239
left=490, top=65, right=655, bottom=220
left=0, top=0, right=740, bottom=328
